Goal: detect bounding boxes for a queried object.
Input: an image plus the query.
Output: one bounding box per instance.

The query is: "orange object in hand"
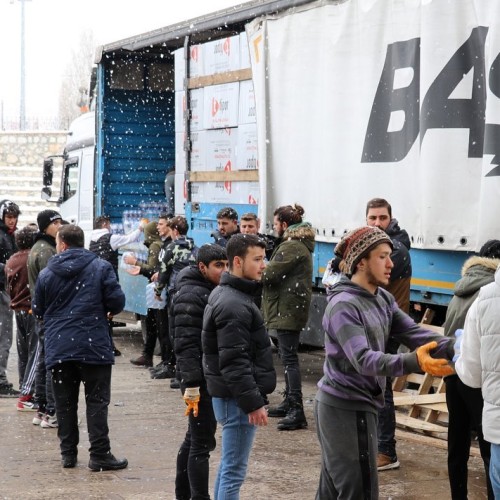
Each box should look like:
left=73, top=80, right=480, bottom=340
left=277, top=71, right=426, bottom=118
left=416, top=341, right=454, bottom=377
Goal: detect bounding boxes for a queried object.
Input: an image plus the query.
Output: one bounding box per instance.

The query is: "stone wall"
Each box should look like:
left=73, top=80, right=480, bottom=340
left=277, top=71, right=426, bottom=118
left=0, top=131, right=67, bottom=226
left=0, top=131, right=67, bottom=166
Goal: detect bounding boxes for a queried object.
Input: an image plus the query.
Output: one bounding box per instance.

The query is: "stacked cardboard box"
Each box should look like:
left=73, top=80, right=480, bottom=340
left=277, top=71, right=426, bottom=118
left=173, top=32, right=258, bottom=211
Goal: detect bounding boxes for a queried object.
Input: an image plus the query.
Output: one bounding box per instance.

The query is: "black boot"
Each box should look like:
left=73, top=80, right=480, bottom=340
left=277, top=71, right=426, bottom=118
left=88, top=453, right=128, bottom=471
left=277, top=398, right=308, bottom=431
left=267, top=395, right=290, bottom=418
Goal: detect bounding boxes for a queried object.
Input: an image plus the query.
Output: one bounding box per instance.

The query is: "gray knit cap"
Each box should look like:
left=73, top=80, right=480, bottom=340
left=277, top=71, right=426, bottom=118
left=335, top=226, right=393, bottom=275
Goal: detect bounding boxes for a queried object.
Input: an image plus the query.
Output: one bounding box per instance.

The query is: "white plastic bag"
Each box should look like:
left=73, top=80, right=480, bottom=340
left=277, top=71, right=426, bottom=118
left=322, top=259, right=342, bottom=288
left=146, top=282, right=167, bottom=309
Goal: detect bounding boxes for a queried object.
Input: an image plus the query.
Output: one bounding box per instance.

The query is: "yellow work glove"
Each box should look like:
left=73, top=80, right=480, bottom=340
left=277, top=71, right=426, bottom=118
left=183, top=387, right=200, bottom=417
left=416, top=341, right=454, bottom=377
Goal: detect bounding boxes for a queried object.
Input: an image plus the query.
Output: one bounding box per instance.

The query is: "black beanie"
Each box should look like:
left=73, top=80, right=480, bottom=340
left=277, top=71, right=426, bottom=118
left=37, top=209, right=62, bottom=233
left=479, top=239, right=500, bottom=259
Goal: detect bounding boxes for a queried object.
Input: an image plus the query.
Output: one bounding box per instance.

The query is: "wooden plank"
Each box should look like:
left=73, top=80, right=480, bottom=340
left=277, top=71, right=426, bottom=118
left=395, top=429, right=481, bottom=457
left=188, top=68, right=252, bottom=88
left=396, top=414, right=447, bottom=433
left=394, top=393, right=446, bottom=406
left=188, top=170, right=259, bottom=182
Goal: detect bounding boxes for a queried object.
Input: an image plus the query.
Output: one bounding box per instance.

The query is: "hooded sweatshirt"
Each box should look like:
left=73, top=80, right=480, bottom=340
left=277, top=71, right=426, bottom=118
left=32, top=247, right=125, bottom=369
left=262, top=222, right=316, bottom=331
left=318, top=276, right=454, bottom=413
left=136, top=221, right=162, bottom=280
left=443, top=255, right=500, bottom=337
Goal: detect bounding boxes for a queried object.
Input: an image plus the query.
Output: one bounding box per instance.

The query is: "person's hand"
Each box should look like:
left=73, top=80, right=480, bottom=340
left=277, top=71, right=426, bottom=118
left=125, top=266, right=141, bottom=276
left=107, top=312, right=114, bottom=321
left=248, top=406, right=268, bottom=426
left=139, top=218, right=148, bottom=231
left=123, top=253, right=136, bottom=265
left=151, top=272, right=159, bottom=282
left=453, top=329, right=463, bottom=362
left=416, top=341, right=454, bottom=377
left=183, top=387, right=200, bottom=417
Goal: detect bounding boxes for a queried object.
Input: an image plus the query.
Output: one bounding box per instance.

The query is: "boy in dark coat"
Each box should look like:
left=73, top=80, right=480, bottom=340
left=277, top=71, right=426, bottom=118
left=33, top=224, right=127, bottom=471
left=173, top=244, right=228, bottom=500
left=202, top=233, right=276, bottom=499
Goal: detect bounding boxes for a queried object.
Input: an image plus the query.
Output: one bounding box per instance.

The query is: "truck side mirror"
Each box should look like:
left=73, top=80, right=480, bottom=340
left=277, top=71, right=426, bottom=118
left=41, top=186, right=52, bottom=201
left=43, top=158, right=54, bottom=186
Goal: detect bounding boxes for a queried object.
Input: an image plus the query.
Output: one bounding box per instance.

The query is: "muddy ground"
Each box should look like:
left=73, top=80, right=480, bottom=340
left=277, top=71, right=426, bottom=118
left=0, top=325, right=490, bottom=499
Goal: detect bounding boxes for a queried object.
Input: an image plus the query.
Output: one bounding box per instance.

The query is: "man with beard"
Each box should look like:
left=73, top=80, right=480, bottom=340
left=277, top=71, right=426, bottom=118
left=263, top=203, right=315, bottom=430
left=365, top=197, right=412, bottom=471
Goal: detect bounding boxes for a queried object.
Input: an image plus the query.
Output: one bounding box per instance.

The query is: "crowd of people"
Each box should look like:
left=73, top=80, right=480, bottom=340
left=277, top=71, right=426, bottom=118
left=0, top=197, right=499, bottom=499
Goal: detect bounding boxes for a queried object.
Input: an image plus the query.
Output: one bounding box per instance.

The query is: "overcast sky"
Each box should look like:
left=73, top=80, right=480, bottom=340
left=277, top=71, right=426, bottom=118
left=0, top=0, right=246, bottom=118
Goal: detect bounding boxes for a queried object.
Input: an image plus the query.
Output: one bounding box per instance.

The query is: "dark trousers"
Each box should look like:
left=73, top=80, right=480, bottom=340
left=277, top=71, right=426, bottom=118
left=446, top=374, right=493, bottom=499
left=315, top=399, right=379, bottom=499
left=377, top=379, right=397, bottom=458
left=143, top=308, right=159, bottom=358
left=175, top=388, right=217, bottom=500
left=51, top=362, right=112, bottom=459
left=14, top=310, right=37, bottom=393
left=272, top=329, right=302, bottom=400
left=34, top=321, right=55, bottom=413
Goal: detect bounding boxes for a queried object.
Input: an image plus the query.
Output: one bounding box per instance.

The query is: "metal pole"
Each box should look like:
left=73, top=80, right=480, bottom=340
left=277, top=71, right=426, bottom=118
left=19, top=0, right=26, bottom=130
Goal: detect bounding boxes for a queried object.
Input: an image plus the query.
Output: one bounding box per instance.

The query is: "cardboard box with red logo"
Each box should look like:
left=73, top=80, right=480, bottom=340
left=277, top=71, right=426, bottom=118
left=175, top=130, right=207, bottom=173
left=175, top=88, right=204, bottom=132
left=174, top=45, right=204, bottom=91
left=203, top=83, right=240, bottom=130
left=238, top=80, right=256, bottom=125
left=204, top=36, right=240, bottom=76
left=236, top=123, right=258, bottom=170
left=205, top=128, right=238, bottom=172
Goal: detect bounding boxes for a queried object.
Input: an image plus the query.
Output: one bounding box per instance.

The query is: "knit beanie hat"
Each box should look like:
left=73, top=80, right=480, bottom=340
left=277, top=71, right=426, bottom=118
left=37, top=209, right=62, bottom=233
left=335, top=226, right=393, bottom=275
left=479, top=239, right=500, bottom=259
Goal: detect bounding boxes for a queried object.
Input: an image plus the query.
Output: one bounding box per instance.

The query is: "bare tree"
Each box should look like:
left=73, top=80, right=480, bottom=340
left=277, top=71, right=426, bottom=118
left=57, top=30, right=96, bottom=129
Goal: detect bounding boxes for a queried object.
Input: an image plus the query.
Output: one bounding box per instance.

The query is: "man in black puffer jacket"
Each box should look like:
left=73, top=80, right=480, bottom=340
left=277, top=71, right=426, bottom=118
left=173, top=244, right=228, bottom=500
left=202, top=234, right=276, bottom=499
left=33, top=224, right=127, bottom=472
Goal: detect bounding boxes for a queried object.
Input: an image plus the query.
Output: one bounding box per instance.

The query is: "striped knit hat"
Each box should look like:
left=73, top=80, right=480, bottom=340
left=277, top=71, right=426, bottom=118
left=335, top=226, right=393, bottom=275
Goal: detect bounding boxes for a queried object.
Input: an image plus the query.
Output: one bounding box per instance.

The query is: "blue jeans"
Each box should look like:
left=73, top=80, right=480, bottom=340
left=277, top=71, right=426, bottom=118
left=212, top=397, right=257, bottom=500
left=491, top=443, right=500, bottom=499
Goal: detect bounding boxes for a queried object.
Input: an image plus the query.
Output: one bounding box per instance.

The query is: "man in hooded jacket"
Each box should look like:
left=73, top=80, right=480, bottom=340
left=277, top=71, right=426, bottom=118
left=262, top=203, right=315, bottom=431
left=33, top=224, right=127, bottom=471
left=0, top=199, right=21, bottom=397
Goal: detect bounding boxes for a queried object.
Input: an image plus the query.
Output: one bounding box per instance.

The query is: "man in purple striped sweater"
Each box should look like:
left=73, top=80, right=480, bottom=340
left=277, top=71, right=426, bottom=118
left=315, top=226, right=454, bottom=500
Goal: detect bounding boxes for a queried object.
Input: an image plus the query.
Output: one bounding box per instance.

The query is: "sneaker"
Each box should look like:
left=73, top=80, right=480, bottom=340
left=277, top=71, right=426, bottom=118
left=377, top=453, right=400, bottom=471
left=17, top=395, right=38, bottom=412
left=0, top=384, right=20, bottom=398
left=33, top=411, right=45, bottom=426
left=41, top=413, right=58, bottom=428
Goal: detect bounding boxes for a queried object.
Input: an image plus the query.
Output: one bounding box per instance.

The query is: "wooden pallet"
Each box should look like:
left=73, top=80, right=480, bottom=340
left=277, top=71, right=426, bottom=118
left=393, top=372, right=448, bottom=438
left=393, top=316, right=449, bottom=439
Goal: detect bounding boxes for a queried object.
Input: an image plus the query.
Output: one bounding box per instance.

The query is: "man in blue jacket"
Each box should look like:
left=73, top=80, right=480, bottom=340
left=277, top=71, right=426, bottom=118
left=33, top=224, right=128, bottom=471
